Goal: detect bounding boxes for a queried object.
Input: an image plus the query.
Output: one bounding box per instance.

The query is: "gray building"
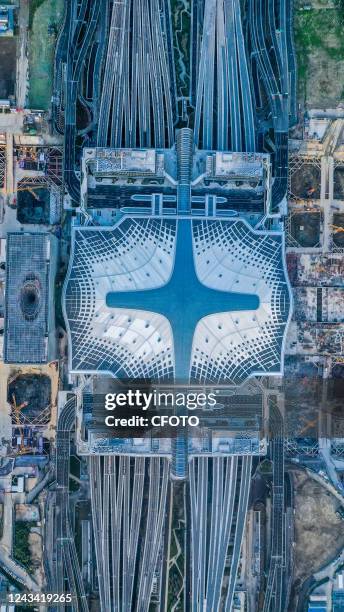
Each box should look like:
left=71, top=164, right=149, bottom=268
left=4, top=232, right=57, bottom=363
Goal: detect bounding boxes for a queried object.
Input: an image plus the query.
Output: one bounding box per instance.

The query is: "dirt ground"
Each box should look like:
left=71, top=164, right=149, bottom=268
left=290, top=164, right=321, bottom=199
left=17, top=187, right=50, bottom=224
left=8, top=373, right=51, bottom=424
left=29, top=530, right=44, bottom=585
left=290, top=212, right=321, bottom=247
left=332, top=363, right=344, bottom=378
left=294, top=1, right=344, bottom=108
left=334, top=168, right=344, bottom=200
left=292, top=470, right=344, bottom=584
left=284, top=367, right=344, bottom=438
left=0, top=38, right=16, bottom=99
left=284, top=374, right=323, bottom=438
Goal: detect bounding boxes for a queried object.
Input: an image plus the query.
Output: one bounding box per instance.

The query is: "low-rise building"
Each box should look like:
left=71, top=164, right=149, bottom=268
left=4, top=233, right=58, bottom=364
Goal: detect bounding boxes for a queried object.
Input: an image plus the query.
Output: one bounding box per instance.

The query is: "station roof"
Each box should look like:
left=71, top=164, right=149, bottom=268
left=64, top=217, right=291, bottom=384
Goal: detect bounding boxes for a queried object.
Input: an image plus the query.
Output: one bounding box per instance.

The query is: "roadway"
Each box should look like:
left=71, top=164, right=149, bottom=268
left=97, top=0, right=175, bottom=150
left=191, top=0, right=294, bottom=211
left=263, top=402, right=286, bottom=612
left=64, top=0, right=101, bottom=202
left=193, top=0, right=255, bottom=152
left=54, top=396, right=89, bottom=612
left=225, top=455, right=253, bottom=610
left=189, top=455, right=252, bottom=611
left=0, top=551, right=39, bottom=592
left=271, top=132, right=289, bottom=211
left=248, top=0, right=293, bottom=208
left=54, top=0, right=102, bottom=201
left=86, top=184, right=264, bottom=214
left=89, top=455, right=169, bottom=611
left=52, top=0, right=72, bottom=134
left=59, top=0, right=177, bottom=203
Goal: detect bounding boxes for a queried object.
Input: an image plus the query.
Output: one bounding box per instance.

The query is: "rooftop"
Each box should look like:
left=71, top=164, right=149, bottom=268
left=64, top=217, right=291, bottom=385
left=4, top=233, right=52, bottom=364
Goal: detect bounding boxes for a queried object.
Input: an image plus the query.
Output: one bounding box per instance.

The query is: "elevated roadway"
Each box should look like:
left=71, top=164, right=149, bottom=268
left=54, top=396, right=89, bottom=612
left=97, top=0, right=175, bottom=150
left=263, top=402, right=285, bottom=612
left=64, top=0, right=102, bottom=203
left=86, top=184, right=264, bottom=214
left=89, top=455, right=169, bottom=611
left=189, top=455, right=252, bottom=611
left=194, top=0, right=255, bottom=152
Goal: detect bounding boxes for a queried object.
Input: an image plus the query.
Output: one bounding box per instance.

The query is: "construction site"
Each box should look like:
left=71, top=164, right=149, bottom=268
left=0, top=5, right=64, bottom=470
left=16, top=186, right=50, bottom=225
left=332, top=213, right=344, bottom=250
left=287, top=253, right=344, bottom=286
left=334, top=166, right=344, bottom=199
left=8, top=373, right=51, bottom=426
left=289, top=470, right=344, bottom=610
left=289, top=158, right=321, bottom=200
left=284, top=117, right=344, bottom=474
left=284, top=369, right=322, bottom=440
left=287, top=119, right=344, bottom=254
left=288, top=211, right=322, bottom=248
left=284, top=353, right=344, bottom=441
left=0, top=362, right=58, bottom=458
left=15, top=145, right=63, bottom=225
